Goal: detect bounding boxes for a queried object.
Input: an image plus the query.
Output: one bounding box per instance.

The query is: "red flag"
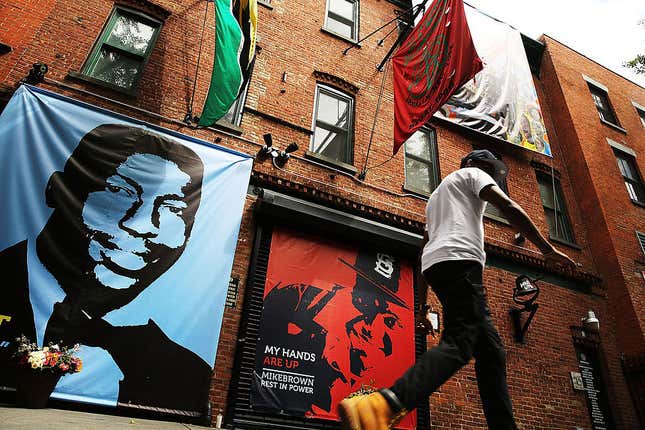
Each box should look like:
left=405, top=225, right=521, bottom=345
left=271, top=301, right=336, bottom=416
left=392, top=0, right=482, bottom=154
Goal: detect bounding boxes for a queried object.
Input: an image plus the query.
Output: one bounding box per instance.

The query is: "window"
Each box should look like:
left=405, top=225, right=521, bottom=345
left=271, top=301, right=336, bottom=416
left=325, top=0, right=359, bottom=41
left=404, top=128, right=439, bottom=196
left=484, top=158, right=509, bottom=222
left=536, top=172, right=575, bottom=244
left=637, top=231, right=645, bottom=258
left=637, top=107, right=645, bottom=128
left=587, top=83, right=619, bottom=125
left=221, top=74, right=251, bottom=127
left=613, top=148, right=645, bottom=204
left=311, top=85, right=354, bottom=164
left=82, top=7, right=161, bottom=91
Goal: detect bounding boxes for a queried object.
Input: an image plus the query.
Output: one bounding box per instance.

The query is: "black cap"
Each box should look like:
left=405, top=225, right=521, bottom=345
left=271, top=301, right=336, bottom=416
left=460, top=149, right=508, bottom=185
left=338, top=251, right=410, bottom=313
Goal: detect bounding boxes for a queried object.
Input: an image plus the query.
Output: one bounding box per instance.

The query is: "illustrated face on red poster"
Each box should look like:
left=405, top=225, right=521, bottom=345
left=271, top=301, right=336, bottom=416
left=251, top=227, right=416, bottom=429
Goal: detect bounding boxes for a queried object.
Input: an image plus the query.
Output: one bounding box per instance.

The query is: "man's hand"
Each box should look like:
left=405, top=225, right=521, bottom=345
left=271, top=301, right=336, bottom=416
left=544, top=248, right=576, bottom=271
left=415, top=312, right=435, bottom=337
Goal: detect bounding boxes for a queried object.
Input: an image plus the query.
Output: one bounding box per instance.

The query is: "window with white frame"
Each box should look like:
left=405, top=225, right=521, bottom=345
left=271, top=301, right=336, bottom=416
left=637, top=231, right=645, bottom=259
left=324, top=0, right=359, bottom=41
left=536, top=172, right=575, bottom=244
left=311, top=84, right=354, bottom=164
left=587, top=83, right=619, bottom=126
left=636, top=107, right=645, bottom=128
left=613, top=148, right=645, bottom=204
left=403, top=128, right=439, bottom=196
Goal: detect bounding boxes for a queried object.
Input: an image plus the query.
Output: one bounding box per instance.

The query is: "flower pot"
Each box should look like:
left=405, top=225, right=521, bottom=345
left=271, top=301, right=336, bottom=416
left=15, top=367, right=62, bottom=408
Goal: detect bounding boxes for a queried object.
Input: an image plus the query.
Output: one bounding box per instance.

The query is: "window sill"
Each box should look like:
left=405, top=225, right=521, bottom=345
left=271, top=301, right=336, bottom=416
left=548, top=235, right=582, bottom=251
left=320, top=27, right=360, bottom=47
left=630, top=199, right=645, bottom=209
left=212, top=119, right=243, bottom=135
left=67, top=71, right=137, bottom=98
left=258, top=0, right=273, bottom=10
left=484, top=212, right=511, bottom=226
left=402, top=185, right=430, bottom=198
left=599, top=118, right=627, bottom=134
left=305, top=150, right=357, bottom=175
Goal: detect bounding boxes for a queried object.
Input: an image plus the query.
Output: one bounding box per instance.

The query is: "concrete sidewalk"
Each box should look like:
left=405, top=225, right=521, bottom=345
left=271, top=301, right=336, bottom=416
left=0, top=406, right=213, bottom=429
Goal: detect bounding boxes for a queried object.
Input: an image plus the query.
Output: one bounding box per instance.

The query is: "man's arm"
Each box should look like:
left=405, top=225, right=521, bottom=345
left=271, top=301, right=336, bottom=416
left=479, top=184, right=576, bottom=269
left=416, top=229, right=434, bottom=334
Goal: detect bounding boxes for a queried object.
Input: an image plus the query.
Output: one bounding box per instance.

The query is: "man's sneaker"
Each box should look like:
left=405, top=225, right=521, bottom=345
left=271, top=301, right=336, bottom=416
left=338, top=392, right=406, bottom=430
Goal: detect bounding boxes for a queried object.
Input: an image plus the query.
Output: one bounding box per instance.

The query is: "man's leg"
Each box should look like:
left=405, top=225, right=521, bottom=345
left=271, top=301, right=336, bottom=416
left=338, top=261, right=484, bottom=429
left=387, top=261, right=483, bottom=411
left=472, top=285, right=518, bottom=430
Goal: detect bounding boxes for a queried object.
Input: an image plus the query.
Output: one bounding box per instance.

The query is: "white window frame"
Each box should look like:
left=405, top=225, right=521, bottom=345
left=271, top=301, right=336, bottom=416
left=324, top=0, right=359, bottom=42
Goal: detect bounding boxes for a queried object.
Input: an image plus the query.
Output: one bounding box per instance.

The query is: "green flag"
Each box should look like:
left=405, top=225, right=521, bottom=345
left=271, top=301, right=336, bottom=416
left=199, top=0, right=257, bottom=127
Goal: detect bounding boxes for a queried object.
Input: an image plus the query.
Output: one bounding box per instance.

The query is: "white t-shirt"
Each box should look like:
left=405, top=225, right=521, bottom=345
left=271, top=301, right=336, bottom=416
left=421, top=167, right=498, bottom=272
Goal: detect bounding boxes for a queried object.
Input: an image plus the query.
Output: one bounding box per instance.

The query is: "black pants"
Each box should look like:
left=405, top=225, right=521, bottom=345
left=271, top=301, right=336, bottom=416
left=389, top=260, right=518, bottom=430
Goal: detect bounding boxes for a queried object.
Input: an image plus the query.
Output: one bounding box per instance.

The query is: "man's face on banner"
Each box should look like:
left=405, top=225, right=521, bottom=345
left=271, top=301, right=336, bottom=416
left=81, top=153, right=192, bottom=290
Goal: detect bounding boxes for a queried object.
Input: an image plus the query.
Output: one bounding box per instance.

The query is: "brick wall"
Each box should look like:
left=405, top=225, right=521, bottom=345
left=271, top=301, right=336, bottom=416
left=1, top=0, right=641, bottom=428
left=540, top=35, right=645, bottom=360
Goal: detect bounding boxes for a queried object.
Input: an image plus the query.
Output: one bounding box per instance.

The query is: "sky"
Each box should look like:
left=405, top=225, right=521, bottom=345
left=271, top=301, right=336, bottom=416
left=462, top=0, right=645, bottom=88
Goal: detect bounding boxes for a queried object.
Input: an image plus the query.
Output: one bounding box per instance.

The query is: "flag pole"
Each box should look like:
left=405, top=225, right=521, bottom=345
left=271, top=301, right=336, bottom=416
left=184, top=0, right=210, bottom=125
left=376, top=0, right=430, bottom=71
left=343, top=2, right=421, bottom=55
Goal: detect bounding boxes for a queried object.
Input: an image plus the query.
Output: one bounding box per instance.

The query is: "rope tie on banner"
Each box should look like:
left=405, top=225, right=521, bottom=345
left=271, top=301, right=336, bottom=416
left=185, top=0, right=210, bottom=125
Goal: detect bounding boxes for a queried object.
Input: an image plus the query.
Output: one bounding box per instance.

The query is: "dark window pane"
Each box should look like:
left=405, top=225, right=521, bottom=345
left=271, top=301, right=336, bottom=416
left=537, top=179, right=555, bottom=209
left=614, top=150, right=645, bottom=203
left=537, top=173, right=574, bottom=242
left=588, top=85, right=618, bottom=124
left=106, top=14, right=156, bottom=55
left=90, top=49, right=141, bottom=89
left=638, top=109, right=645, bottom=127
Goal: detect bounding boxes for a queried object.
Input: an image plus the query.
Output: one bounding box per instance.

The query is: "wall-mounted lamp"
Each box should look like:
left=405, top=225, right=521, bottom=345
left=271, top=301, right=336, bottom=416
left=514, top=232, right=526, bottom=245
left=257, top=133, right=275, bottom=161
left=581, top=310, right=600, bottom=334
left=510, top=275, right=540, bottom=343
left=22, top=63, right=48, bottom=85
left=256, top=133, right=298, bottom=167
left=275, top=142, right=298, bottom=167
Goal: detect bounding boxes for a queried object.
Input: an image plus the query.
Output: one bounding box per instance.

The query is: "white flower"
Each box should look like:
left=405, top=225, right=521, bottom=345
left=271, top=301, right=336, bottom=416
left=28, top=351, right=46, bottom=369
left=51, top=344, right=60, bottom=351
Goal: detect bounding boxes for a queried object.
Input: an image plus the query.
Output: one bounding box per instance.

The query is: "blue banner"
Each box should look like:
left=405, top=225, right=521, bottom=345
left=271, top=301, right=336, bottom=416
left=0, top=86, right=253, bottom=413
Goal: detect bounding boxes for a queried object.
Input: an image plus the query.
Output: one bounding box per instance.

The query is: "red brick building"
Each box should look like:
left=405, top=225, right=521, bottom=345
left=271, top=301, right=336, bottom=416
left=0, top=0, right=643, bottom=429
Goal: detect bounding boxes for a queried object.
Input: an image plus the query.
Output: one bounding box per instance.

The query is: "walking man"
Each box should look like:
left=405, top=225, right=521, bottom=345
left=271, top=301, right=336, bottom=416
left=339, top=149, right=576, bottom=429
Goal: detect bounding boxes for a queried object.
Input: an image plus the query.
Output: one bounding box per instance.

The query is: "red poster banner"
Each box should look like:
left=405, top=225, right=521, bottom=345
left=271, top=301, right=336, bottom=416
left=392, top=0, right=482, bottom=154
left=251, top=228, right=416, bottom=429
